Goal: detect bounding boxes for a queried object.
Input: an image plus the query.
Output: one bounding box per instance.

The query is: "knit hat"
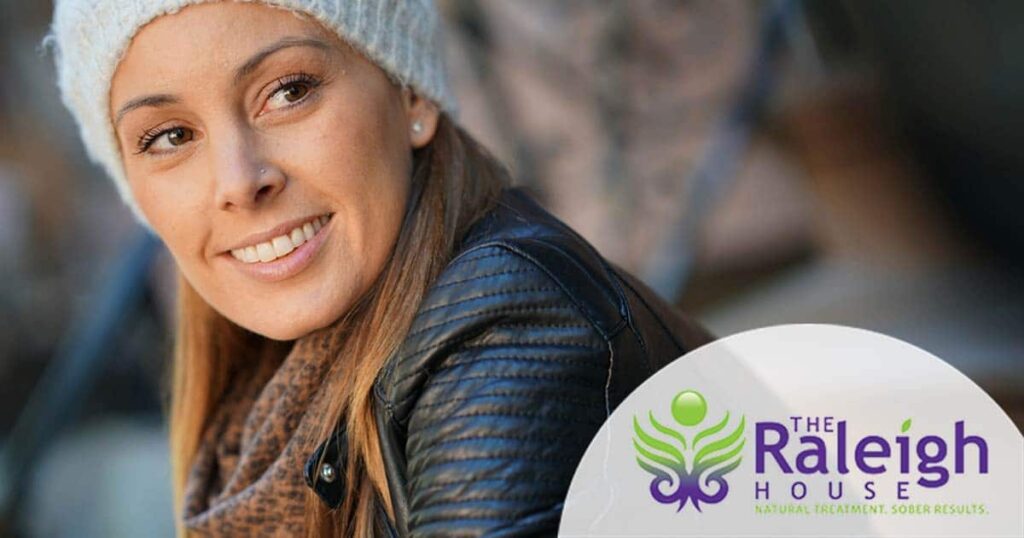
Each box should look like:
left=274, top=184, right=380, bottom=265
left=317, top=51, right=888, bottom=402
left=45, top=0, right=457, bottom=227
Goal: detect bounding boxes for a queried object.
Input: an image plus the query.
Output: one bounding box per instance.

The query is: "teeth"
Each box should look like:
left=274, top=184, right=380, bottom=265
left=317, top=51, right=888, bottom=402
left=256, top=242, right=276, bottom=262
left=229, top=214, right=330, bottom=264
left=271, top=236, right=294, bottom=257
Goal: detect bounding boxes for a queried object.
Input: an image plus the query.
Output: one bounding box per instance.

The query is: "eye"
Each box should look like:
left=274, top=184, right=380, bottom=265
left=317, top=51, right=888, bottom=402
left=136, top=125, right=195, bottom=154
left=261, top=73, right=321, bottom=115
left=278, top=84, right=309, bottom=103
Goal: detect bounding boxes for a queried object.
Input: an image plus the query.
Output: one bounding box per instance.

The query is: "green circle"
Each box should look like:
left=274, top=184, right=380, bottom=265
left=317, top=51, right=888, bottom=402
left=671, top=390, right=707, bottom=426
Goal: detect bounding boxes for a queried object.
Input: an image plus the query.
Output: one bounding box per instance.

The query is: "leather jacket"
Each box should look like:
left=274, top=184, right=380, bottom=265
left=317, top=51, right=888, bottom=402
left=302, top=187, right=714, bottom=536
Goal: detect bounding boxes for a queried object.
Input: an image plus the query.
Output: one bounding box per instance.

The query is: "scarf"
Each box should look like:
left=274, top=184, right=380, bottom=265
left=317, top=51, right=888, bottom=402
left=182, top=316, right=348, bottom=536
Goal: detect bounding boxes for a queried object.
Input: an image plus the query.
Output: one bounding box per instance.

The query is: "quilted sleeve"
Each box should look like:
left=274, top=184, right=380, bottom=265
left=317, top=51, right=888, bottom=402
left=402, top=246, right=613, bottom=537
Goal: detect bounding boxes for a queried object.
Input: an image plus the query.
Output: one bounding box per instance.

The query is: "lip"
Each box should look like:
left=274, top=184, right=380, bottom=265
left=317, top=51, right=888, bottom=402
left=222, top=213, right=331, bottom=253
left=221, top=214, right=334, bottom=283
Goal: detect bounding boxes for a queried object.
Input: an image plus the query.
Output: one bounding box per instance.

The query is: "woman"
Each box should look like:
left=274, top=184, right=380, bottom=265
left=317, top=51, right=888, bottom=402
left=47, top=1, right=713, bottom=536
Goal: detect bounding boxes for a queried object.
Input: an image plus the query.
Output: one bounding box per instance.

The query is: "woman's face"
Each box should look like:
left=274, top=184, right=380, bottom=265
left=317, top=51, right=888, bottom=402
left=110, top=2, right=439, bottom=340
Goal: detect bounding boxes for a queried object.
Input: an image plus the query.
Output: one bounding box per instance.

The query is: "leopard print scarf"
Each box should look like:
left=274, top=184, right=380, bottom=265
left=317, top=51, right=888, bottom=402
left=182, top=317, right=347, bottom=536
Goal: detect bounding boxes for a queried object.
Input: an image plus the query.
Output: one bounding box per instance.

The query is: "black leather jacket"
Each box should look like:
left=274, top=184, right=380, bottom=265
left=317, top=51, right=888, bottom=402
left=303, top=188, right=714, bottom=536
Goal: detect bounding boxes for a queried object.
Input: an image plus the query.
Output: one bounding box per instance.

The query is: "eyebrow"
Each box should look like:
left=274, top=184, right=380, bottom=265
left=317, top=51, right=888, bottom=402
left=114, top=36, right=333, bottom=126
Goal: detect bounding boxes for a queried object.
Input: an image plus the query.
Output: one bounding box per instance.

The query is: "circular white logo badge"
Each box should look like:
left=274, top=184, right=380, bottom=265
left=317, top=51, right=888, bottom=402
left=559, top=324, right=1023, bottom=537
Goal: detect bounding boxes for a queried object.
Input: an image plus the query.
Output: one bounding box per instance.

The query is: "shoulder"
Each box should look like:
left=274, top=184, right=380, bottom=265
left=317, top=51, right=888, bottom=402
left=375, top=189, right=637, bottom=536
left=374, top=188, right=632, bottom=420
left=374, top=187, right=713, bottom=423
left=370, top=188, right=714, bottom=536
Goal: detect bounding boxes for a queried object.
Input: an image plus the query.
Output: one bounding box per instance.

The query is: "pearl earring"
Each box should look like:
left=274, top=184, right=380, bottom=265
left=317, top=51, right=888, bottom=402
left=411, top=120, right=423, bottom=134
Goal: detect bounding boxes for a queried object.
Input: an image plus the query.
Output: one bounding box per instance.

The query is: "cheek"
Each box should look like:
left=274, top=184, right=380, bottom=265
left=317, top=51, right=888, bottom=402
left=290, top=98, right=411, bottom=228
left=289, top=105, right=410, bottom=303
left=294, top=102, right=399, bottom=179
left=128, top=156, right=209, bottom=219
left=128, top=166, right=212, bottom=270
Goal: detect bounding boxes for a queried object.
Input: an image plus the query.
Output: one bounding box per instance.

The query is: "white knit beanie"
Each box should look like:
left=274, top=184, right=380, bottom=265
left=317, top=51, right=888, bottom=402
left=45, top=0, right=457, bottom=227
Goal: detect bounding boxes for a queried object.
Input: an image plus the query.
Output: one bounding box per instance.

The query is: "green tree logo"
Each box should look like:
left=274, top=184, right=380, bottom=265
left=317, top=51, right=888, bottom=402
left=632, top=390, right=745, bottom=512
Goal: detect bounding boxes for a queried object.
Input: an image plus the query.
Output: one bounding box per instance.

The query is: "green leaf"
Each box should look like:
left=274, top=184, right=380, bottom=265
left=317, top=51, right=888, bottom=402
left=693, top=411, right=730, bottom=448
left=649, top=411, right=688, bottom=450
left=695, top=415, right=746, bottom=466
left=633, top=415, right=685, bottom=466
left=901, top=418, right=912, bottom=433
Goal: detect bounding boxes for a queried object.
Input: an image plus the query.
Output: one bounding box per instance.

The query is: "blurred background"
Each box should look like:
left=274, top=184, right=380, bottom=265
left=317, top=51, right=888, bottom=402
left=1, top=0, right=1021, bottom=535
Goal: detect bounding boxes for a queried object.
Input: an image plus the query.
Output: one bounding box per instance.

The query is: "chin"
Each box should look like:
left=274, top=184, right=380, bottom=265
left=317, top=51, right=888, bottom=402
left=243, top=302, right=346, bottom=341
left=207, top=272, right=361, bottom=341
left=255, top=324, right=308, bottom=342
left=247, top=315, right=320, bottom=341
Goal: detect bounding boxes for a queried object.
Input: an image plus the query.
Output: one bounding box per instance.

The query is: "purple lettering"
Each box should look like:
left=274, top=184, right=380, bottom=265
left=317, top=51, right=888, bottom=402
left=863, top=481, right=876, bottom=500
left=955, top=421, right=988, bottom=474
left=837, top=420, right=849, bottom=474
left=896, top=435, right=911, bottom=473
left=756, top=422, right=792, bottom=473
left=791, top=481, right=807, bottom=500
left=855, top=435, right=890, bottom=474
left=917, top=435, right=949, bottom=487
left=796, top=436, right=828, bottom=473
left=897, top=481, right=910, bottom=500
left=755, top=481, right=770, bottom=500
left=828, top=480, right=843, bottom=500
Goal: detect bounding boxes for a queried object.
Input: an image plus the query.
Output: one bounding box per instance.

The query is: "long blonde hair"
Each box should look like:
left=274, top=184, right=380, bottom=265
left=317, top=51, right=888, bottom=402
left=168, top=113, right=509, bottom=537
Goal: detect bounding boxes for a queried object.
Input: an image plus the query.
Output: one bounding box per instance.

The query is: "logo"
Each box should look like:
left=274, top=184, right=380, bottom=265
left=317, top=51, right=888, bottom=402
left=561, top=325, right=1024, bottom=537
left=632, top=389, right=746, bottom=512
left=753, top=415, right=990, bottom=501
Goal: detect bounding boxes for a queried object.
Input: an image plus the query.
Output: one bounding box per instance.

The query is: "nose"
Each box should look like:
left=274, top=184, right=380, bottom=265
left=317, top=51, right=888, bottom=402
left=211, top=127, right=285, bottom=212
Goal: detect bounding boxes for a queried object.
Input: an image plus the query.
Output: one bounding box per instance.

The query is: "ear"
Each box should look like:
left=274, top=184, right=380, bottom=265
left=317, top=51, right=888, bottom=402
left=402, top=86, right=441, bottom=149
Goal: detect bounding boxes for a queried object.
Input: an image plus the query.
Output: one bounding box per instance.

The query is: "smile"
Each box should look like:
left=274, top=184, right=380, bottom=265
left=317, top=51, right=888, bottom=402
left=223, top=213, right=334, bottom=283
left=230, top=214, right=331, bottom=264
